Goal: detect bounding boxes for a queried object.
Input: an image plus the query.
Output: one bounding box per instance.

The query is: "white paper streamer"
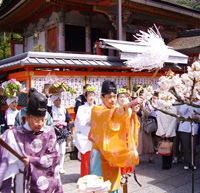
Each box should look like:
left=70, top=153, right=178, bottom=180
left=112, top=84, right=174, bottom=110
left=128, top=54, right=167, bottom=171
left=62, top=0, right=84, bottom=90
left=125, top=25, right=169, bottom=71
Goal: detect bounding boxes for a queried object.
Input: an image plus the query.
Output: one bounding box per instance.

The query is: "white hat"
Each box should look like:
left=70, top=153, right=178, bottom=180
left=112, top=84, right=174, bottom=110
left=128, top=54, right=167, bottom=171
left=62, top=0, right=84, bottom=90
left=50, top=94, right=61, bottom=103
left=6, top=97, right=18, bottom=106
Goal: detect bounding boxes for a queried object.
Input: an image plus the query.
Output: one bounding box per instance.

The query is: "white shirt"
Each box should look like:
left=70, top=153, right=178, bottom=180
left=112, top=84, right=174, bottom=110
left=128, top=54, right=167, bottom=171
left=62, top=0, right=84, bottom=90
left=52, top=105, right=66, bottom=121
left=74, top=102, right=94, bottom=154
left=178, top=103, right=200, bottom=134
left=156, top=106, right=178, bottom=137
left=6, top=107, right=19, bottom=126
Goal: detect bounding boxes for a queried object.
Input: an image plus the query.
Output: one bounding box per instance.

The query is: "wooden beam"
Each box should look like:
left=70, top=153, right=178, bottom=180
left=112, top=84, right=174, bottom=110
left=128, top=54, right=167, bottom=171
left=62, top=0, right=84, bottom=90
left=7, top=71, right=27, bottom=81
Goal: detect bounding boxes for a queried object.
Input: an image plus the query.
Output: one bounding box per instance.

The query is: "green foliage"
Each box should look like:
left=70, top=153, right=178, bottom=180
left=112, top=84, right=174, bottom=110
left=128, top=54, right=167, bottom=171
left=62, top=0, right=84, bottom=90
left=4, top=83, right=20, bottom=98
left=2, top=79, right=22, bottom=98
left=0, top=32, right=23, bottom=60
left=13, top=33, right=22, bottom=40
left=132, top=83, right=142, bottom=92
left=51, top=79, right=77, bottom=95
left=163, top=0, right=200, bottom=11
left=193, top=2, right=200, bottom=10
left=33, top=44, right=44, bottom=52
left=0, top=32, right=11, bottom=60
left=177, top=0, right=193, bottom=7
left=132, top=83, right=139, bottom=92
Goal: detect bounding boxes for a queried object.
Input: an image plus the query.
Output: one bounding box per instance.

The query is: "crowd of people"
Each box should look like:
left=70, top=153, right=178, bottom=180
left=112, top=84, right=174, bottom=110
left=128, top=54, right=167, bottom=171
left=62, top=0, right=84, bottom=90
left=0, top=78, right=199, bottom=193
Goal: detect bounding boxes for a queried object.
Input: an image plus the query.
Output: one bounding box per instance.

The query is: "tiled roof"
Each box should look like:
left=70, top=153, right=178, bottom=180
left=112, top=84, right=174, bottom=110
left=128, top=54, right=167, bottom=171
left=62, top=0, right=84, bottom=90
left=168, top=36, right=200, bottom=50
left=0, top=52, right=125, bottom=70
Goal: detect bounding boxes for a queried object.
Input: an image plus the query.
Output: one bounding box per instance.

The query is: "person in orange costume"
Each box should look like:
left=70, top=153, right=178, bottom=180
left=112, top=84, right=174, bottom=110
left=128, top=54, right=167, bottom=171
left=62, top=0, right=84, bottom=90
left=121, top=104, right=140, bottom=175
left=89, top=80, right=142, bottom=193
left=116, top=88, right=140, bottom=175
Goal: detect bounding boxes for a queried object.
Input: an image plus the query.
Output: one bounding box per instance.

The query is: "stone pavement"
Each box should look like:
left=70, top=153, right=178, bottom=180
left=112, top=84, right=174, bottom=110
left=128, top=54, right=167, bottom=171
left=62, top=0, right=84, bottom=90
left=61, top=153, right=200, bottom=193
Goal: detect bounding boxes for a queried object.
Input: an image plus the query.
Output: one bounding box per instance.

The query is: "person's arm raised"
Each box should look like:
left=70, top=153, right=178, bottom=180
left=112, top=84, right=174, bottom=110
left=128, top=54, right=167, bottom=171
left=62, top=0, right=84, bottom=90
left=126, top=97, right=143, bottom=110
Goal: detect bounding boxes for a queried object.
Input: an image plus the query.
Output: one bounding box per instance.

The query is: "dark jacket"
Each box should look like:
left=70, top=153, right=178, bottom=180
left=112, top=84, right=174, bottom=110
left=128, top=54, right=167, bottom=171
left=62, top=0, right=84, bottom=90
left=74, top=94, right=87, bottom=115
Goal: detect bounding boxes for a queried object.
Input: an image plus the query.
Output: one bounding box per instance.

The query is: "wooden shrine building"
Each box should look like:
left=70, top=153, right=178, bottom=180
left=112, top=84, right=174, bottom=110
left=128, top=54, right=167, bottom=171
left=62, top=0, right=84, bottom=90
left=0, top=1, right=200, bottom=54
left=0, top=0, right=199, bottom=111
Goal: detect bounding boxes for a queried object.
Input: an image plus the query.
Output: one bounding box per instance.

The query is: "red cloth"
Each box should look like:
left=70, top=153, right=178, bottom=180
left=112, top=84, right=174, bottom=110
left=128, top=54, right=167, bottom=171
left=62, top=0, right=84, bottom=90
left=121, top=166, right=134, bottom=175
left=81, top=151, right=91, bottom=177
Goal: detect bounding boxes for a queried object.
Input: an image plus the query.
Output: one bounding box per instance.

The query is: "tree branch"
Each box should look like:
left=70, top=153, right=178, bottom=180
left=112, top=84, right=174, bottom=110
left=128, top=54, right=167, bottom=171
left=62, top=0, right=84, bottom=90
left=190, top=78, right=196, bottom=102
left=169, top=87, right=200, bottom=108
left=152, top=105, right=200, bottom=124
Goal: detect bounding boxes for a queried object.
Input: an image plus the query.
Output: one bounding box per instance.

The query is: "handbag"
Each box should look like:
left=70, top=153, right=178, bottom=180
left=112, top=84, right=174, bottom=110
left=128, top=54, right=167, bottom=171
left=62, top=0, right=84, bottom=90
left=157, top=139, right=173, bottom=156
left=143, top=116, right=157, bottom=134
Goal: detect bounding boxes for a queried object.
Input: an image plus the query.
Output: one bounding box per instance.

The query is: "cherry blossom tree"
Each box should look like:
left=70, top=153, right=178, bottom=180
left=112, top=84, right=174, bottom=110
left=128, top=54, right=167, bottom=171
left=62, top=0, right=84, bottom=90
left=143, top=60, right=200, bottom=123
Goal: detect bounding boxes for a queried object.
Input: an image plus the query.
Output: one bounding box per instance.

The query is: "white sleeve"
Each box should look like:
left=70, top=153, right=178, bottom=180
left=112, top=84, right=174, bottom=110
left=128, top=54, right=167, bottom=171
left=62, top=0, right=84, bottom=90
left=2, top=130, right=24, bottom=180
left=6, top=130, right=24, bottom=163
left=166, top=108, right=177, bottom=137
left=74, top=106, right=89, bottom=132
left=156, top=111, right=166, bottom=137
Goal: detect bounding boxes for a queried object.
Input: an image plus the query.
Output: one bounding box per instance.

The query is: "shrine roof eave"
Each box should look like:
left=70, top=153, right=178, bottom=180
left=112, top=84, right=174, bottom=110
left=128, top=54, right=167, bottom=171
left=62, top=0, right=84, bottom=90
left=0, top=0, right=55, bottom=33
left=131, top=0, right=200, bottom=18
left=1, top=1, right=200, bottom=33
left=168, top=36, right=200, bottom=50
left=0, top=0, right=23, bottom=17
left=0, top=51, right=188, bottom=72
left=0, top=52, right=128, bottom=71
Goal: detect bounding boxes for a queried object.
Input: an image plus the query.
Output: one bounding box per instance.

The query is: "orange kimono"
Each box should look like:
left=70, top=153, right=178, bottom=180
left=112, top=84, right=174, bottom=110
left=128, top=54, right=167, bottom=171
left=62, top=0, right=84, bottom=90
left=89, top=105, right=140, bottom=191
left=121, top=113, right=140, bottom=175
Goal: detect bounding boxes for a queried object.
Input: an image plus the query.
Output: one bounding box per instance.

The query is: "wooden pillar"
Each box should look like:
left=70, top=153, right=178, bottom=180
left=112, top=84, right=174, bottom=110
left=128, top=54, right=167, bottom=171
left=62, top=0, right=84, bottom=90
left=58, top=22, right=65, bottom=52
left=10, top=41, right=14, bottom=56
left=108, top=30, right=114, bottom=56
left=85, top=26, right=91, bottom=53
left=117, top=0, right=122, bottom=40
left=96, top=41, right=101, bottom=55
left=122, top=25, right=127, bottom=41
left=27, top=69, right=33, bottom=91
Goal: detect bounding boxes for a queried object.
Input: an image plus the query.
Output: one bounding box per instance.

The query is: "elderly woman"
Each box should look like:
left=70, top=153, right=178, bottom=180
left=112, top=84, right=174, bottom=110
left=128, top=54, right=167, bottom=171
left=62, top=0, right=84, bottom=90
left=1, top=97, right=19, bottom=133
left=48, top=94, right=72, bottom=174
left=138, top=101, right=155, bottom=164
left=74, top=86, right=96, bottom=177
left=156, top=106, right=177, bottom=170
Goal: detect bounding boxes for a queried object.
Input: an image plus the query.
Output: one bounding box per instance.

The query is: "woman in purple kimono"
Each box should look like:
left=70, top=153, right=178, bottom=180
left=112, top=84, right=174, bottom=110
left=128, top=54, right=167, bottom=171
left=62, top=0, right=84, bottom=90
left=0, top=88, right=63, bottom=193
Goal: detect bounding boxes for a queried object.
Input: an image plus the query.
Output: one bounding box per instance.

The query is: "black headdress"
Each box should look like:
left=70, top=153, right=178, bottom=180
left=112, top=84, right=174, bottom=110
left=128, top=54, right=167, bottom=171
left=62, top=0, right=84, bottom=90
left=101, top=80, right=117, bottom=95
left=27, top=88, right=47, bottom=117
left=28, top=88, right=37, bottom=98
